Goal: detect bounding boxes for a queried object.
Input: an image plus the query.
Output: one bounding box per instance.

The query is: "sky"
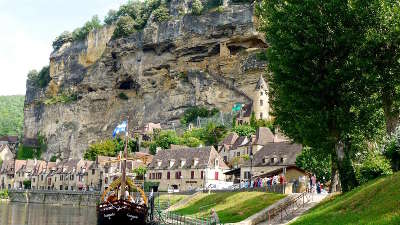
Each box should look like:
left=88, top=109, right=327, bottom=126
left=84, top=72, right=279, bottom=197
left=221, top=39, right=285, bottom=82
left=0, top=0, right=128, bottom=96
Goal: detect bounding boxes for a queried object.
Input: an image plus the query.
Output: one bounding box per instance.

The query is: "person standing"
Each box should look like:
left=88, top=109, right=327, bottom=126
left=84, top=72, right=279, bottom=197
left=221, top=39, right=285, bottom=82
left=311, top=174, right=317, bottom=193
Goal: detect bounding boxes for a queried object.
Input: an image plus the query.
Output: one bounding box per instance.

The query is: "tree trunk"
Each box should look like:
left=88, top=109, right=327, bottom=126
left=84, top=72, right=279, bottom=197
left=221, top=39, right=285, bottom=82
left=382, top=91, right=399, bottom=135
left=329, top=154, right=340, bottom=193
left=335, top=141, right=358, bottom=192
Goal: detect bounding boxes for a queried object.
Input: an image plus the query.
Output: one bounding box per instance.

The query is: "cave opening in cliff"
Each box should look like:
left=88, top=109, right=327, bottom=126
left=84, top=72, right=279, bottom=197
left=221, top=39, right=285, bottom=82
left=119, top=79, right=134, bottom=90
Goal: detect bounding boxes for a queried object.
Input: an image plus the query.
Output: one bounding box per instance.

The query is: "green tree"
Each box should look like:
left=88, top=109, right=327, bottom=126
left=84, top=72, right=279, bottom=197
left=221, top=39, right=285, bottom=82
left=52, top=31, right=73, bottom=51
left=113, top=15, right=136, bottom=39
left=192, top=0, right=203, bottom=15
left=296, top=147, right=331, bottom=183
left=0, top=95, right=24, bottom=136
left=23, top=180, right=31, bottom=189
left=232, top=125, right=255, bottom=137
left=356, top=151, right=392, bottom=184
left=104, top=9, right=119, bottom=25
left=382, top=126, right=400, bottom=171
left=258, top=0, right=382, bottom=192
left=72, top=15, right=102, bottom=41
left=357, top=1, right=400, bottom=135
left=250, top=111, right=257, bottom=128
left=152, top=5, right=170, bottom=23
left=84, top=138, right=138, bottom=160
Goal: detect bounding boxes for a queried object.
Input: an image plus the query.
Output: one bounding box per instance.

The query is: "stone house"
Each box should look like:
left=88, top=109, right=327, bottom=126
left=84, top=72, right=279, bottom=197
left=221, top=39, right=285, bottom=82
left=14, top=160, right=27, bottom=189
left=240, top=142, right=303, bottom=181
left=36, top=161, right=57, bottom=190
left=147, top=146, right=230, bottom=192
left=0, top=145, right=14, bottom=162
left=0, top=136, right=19, bottom=152
left=0, top=159, right=14, bottom=189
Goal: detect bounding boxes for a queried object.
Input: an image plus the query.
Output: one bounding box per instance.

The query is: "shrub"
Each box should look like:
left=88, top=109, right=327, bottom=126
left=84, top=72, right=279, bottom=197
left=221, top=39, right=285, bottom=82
left=104, top=9, right=119, bottom=25
left=28, top=66, right=51, bottom=88
left=72, top=15, right=102, bottom=41
left=231, top=0, right=254, bottom=3
left=192, top=0, right=203, bottom=15
left=356, top=152, right=393, bottom=184
left=153, top=6, right=170, bottom=23
left=118, top=92, right=129, bottom=100
left=205, top=0, right=223, bottom=10
left=0, top=190, right=8, bottom=199
left=84, top=138, right=138, bottom=160
left=17, top=145, right=41, bottom=160
left=52, top=31, right=73, bottom=51
left=44, top=91, right=78, bottom=105
left=382, top=126, right=400, bottom=171
left=232, top=125, right=256, bottom=137
left=180, top=106, right=219, bottom=125
left=23, top=180, right=31, bottom=189
left=113, top=16, right=136, bottom=39
left=50, top=155, right=58, bottom=162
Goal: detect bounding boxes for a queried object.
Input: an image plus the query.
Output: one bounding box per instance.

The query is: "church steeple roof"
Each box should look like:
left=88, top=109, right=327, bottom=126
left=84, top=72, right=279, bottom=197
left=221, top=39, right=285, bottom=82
left=255, top=75, right=267, bottom=90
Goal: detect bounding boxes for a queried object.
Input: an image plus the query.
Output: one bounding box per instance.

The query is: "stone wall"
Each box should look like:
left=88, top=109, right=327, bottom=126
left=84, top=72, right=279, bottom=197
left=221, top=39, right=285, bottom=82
left=8, top=190, right=101, bottom=206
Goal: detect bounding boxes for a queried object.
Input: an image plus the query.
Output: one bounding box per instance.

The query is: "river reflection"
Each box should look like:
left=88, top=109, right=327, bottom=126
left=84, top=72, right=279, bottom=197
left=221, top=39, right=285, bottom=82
left=0, top=201, right=97, bottom=225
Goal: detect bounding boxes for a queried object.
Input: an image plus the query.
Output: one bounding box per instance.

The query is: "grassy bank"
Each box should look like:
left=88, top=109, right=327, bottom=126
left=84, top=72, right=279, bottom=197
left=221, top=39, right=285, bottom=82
left=174, top=192, right=286, bottom=223
left=291, top=172, right=400, bottom=225
left=155, top=194, right=187, bottom=207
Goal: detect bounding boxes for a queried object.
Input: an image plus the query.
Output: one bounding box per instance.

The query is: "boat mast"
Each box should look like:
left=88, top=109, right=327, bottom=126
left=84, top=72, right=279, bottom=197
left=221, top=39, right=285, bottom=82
left=121, top=118, right=129, bottom=200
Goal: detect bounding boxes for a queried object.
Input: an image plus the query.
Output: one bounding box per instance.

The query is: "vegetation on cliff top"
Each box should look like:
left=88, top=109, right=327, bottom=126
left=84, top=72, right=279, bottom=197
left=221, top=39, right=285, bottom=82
left=0, top=95, right=24, bottom=136
left=27, top=66, right=50, bottom=88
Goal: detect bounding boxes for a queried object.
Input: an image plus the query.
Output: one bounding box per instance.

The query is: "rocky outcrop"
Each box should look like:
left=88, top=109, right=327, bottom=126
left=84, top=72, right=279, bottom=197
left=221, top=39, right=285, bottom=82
left=24, top=1, right=268, bottom=160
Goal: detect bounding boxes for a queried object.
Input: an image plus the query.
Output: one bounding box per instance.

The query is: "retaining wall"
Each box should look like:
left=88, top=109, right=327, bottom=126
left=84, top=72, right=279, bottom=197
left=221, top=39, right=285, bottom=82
left=8, top=190, right=101, bottom=206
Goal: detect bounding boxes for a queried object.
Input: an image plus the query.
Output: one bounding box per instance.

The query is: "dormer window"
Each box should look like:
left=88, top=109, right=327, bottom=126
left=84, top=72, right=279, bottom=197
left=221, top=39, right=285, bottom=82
left=193, top=158, right=199, bottom=167
left=270, top=157, right=275, bottom=164
left=169, top=159, right=175, bottom=168
left=180, top=159, right=186, bottom=168
left=262, top=157, right=268, bottom=164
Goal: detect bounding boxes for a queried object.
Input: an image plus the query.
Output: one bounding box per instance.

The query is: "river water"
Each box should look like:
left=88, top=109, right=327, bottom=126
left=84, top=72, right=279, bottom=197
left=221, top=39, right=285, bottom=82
left=0, top=201, right=97, bottom=225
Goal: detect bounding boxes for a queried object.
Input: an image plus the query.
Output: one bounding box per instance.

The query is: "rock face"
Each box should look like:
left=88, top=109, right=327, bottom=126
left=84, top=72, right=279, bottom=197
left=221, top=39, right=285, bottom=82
left=23, top=2, right=268, bottom=160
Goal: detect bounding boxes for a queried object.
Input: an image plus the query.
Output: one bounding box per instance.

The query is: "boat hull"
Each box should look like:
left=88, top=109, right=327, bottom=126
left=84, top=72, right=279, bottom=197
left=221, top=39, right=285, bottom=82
left=97, top=200, right=148, bottom=225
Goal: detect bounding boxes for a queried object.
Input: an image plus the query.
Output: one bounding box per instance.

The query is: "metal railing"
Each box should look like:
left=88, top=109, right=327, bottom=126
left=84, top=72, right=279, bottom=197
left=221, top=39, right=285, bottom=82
left=266, top=192, right=312, bottom=224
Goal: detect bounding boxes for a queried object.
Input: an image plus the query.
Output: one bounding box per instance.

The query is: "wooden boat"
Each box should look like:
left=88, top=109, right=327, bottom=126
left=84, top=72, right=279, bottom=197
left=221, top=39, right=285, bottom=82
left=97, top=120, right=152, bottom=225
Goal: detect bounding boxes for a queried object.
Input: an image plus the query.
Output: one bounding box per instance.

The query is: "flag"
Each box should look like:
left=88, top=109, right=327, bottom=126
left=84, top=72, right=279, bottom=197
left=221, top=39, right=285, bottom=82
left=232, top=103, right=243, bottom=112
left=112, top=121, right=127, bottom=138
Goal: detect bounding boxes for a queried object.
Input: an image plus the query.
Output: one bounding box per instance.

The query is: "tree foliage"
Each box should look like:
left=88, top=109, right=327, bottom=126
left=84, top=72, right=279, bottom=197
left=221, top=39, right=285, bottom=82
left=355, top=151, right=392, bottom=184
left=296, top=147, right=332, bottom=183
left=180, top=106, right=219, bottom=125
left=257, top=0, right=384, bottom=192
left=84, top=138, right=138, bottom=160
left=0, top=95, right=24, bottom=136
left=113, top=16, right=136, bottom=39
left=232, top=125, right=255, bottom=137
left=192, top=0, right=203, bottom=15
left=52, top=31, right=73, bottom=51
left=382, top=126, right=400, bottom=171
left=27, top=66, right=50, bottom=88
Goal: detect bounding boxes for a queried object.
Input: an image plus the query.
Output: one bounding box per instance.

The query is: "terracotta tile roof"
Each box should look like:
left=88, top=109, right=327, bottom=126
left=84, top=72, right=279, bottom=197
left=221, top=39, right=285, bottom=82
left=0, top=159, right=15, bottom=175
left=14, top=160, right=27, bottom=173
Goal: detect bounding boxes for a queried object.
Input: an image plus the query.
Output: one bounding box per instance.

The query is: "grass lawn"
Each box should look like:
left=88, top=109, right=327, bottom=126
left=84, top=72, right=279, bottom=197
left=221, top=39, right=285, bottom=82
left=291, top=172, right=400, bottom=225
left=155, top=194, right=187, bottom=207
left=173, top=192, right=286, bottom=223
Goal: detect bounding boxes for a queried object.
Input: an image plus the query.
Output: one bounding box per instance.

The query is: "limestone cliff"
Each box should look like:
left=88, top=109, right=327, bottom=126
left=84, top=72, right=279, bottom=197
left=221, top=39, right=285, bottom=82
left=23, top=1, right=267, bottom=160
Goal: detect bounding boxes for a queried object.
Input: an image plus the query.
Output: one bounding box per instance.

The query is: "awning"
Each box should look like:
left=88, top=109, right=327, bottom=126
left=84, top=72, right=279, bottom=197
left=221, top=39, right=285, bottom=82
left=224, top=168, right=240, bottom=176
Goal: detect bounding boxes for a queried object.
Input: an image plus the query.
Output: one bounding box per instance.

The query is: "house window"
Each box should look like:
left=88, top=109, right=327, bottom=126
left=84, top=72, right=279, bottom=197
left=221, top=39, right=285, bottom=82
left=175, top=171, right=182, bottom=179
left=191, top=171, right=194, bottom=179
left=158, top=172, right=162, bottom=179
left=260, top=91, right=264, bottom=96
left=92, top=169, right=95, bottom=175
left=71, top=175, right=74, bottom=180
left=244, top=171, right=251, bottom=179
left=105, top=168, right=109, bottom=173
left=60, top=185, right=63, bottom=190
left=33, top=178, right=35, bottom=183
left=201, top=171, right=204, bottom=179
left=260, top=100, right=263, bottom=106
left=215, top=159, right=219, bottom=167
left=280, top=157, right=284, bottom=163
left=41, top=175, right=43, bottom=181
left=223, top=156, right=227, bottom=162
left=167, top=172, right=170, bottom=180
left=260, top=113, right=263, bottom=119
left=237, top=152, right=240, bottom=157
left=270, top=158, right=275, bottom=163
left=215, top=172, right=219, bottom=180
left=60, top=175, right=63, bottom=181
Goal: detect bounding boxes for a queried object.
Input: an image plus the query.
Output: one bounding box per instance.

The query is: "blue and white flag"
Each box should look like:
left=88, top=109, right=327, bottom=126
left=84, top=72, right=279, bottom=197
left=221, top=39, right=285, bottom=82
left=112, top=121, right=127, bottom=138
